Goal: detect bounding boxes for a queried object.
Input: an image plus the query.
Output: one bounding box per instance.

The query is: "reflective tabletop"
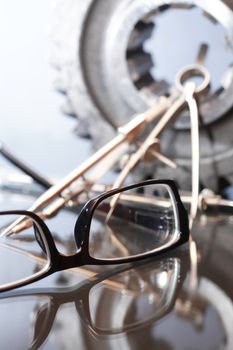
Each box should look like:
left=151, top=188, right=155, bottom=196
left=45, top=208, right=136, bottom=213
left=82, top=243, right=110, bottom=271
left=0, top=191, right=232, bottom=350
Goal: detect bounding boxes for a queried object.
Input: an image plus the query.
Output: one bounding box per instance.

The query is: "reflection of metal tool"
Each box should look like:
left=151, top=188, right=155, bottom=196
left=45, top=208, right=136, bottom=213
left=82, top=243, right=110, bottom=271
left=0, top=256, right=186, bottom=348
left=175, top=280, right=232, bottom=349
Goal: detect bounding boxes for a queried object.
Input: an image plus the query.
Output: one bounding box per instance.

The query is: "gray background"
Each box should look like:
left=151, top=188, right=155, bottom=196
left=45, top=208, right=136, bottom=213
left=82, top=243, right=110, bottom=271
left=0, top=0, right=90, bottom=179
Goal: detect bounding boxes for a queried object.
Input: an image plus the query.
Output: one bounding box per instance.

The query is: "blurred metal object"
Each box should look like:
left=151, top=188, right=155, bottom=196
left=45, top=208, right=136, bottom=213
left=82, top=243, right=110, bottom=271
left=0, top=142, right=52, bottom=189
left=2, top=63, right=210, bottom=235
left=106, top=65, right=209, bottom=222
left=1, top=97, right=171, bottom=235
left=0, top=173, right=44, bottom=197
left=4, top=61, right=233, bottom=236
left=198, top=188, right=233, bottom=213
left=50, top=0, right=233, bottom=190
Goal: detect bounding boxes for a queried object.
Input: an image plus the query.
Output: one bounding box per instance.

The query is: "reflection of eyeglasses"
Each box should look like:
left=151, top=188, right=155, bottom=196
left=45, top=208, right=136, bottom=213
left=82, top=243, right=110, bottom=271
left=0, top=255, right=187, bottom=349
left=0, top=179, right=189, bottom=292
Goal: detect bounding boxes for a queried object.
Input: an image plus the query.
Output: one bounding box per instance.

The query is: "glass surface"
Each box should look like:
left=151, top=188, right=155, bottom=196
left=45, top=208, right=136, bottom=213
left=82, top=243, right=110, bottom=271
left=0, top=214, right=50, bottom=289
left=89, top=258, right=179, bottom=332
left=0, top=296, right=49, bottom=350
left=89, top=184, right=179, bottom=260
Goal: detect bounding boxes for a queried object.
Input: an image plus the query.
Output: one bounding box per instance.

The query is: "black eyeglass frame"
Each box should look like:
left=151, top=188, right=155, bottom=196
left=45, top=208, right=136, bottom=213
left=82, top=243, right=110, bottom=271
left=0, top=179, right=189, bottom=292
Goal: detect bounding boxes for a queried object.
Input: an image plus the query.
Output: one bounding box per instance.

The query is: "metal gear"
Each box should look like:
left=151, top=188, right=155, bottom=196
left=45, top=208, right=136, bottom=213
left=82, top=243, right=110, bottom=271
left=50, top=0, right=233, bottom=191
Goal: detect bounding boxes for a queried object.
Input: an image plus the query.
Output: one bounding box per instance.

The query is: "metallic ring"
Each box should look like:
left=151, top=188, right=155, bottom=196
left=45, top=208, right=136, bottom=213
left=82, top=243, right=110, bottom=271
left=175, top=64, right=210, bottom=95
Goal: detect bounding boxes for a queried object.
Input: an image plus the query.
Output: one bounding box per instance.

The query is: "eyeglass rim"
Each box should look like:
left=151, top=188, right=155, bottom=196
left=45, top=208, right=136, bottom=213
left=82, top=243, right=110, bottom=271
left=0, top=210, right=61, bottom=292
left=0, top=179, right=189, bottom=292
left=74, top=178, right=189, bottom=263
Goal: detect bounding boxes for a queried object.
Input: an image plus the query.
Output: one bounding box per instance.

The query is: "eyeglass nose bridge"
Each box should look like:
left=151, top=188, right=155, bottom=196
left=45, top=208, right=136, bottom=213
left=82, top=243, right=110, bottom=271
left=56, top=203, right=93, bottom=271
left=57, top=250, right=83, bottom=271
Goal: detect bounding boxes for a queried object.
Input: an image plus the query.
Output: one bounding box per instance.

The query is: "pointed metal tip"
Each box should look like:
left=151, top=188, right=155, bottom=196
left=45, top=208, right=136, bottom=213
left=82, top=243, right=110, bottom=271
left=0, top=228, right=14, bottom=238
left=0, top=216, right=26, bottom=238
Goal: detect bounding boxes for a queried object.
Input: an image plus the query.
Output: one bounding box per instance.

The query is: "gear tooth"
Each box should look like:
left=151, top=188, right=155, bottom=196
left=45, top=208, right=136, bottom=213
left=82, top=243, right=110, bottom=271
left=53, top=76, right=67, bottom=94
left=61, top=99, right=76, bottom=118
left=127, top=53, right=153, bottom=82
left=128, top=21, right=155, bottom=51
left=74, top=120, right=91, bottom=139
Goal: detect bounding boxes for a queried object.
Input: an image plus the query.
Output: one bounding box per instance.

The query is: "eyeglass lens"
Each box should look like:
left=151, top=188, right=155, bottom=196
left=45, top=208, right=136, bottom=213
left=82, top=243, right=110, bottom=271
left=89, top=184, right=179, bottom=260
left=0, top=214, right=50, bottom=290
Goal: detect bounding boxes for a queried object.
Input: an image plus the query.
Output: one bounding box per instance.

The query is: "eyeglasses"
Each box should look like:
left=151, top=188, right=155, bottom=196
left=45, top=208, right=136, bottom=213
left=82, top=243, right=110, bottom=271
left=0, top=179, right=189, bottom=292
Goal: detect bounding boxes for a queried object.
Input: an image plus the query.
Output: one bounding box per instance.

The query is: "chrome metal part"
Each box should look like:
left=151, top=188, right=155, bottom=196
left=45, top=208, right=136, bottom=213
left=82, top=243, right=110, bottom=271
left=50, top=0, right=233, bottom=190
